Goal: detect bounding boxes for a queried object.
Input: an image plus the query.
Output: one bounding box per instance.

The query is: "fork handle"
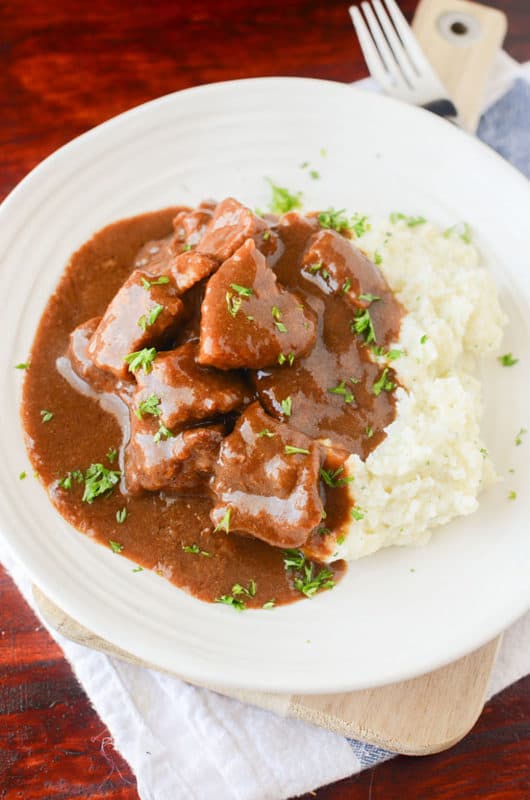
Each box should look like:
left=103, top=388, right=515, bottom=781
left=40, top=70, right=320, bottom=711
left=422, top=98, right=458, bottom=118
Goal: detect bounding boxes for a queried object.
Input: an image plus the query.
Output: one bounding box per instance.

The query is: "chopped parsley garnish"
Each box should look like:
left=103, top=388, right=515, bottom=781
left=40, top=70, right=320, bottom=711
left=182, top=544, right=212, bottom=557
left=262, top=600, right=276, bottom=609
left=515, top=427, right=527, bottom=446
left=40, top=409, right=54, bottom=423
left=390, top=212, right=427, bottom=227
left=283, top=549, right=335, bottom=598
left=124, top=347, right=157, bottom=373
left=109, top=540, right=124, bottom=553
left=336, top=535, right=345, bottom=545
left=372, top=367, right=395, bottom=396
left=320, top=147, right=327, bottom=157
left=141, top=276, right=170, bottom=289
left=82, top=464, right=121, bottom=503
left=351, top=213, right=370, bottom=238
left=443, top=222, right=471, bottom=244
left=351, top=308, right=376, bottom=344
left=135, top=394, right=161, bottom=419
left=318, top=208, right=350, bottom=233
left=308, top=261, right=323, bottom=273
left=309, top=169, right=320, bottom=180
left=317, top=526, right=331, bottom=536
left=498, top=353, right=518, bottom=367
left=266, top=179, right=302, bottom=215
left=19, top=471, right=26, bottom=480
left=280, top=396, right=292, bottom=416
left=116, top=507, right=128, bottom=524
left=327, top=380, right=355, bottom=404
left=278, top=351, right=295, bottom=366
left=15, top=362, right=30, bottom=370
left=365, top=425, right=374, bottom=438
left=58, top=470, right=84, bottom=490
left=284, top=445, right=310, bottom=456
left=232, top=579, right=257, bottom=598
left=271, top=305, right=287, bottom=333
left=214, top=507, right=231, bottom=533
left=226, top=291, right=242, bottom=318
left=358, top=293, right=380, bottom=304
left=374, top=251, right=382, bottom=265
left=230, top=283, right=253, bottom=297
left=153, top=423, right=174, bottom=443
left=215, top=594, right=246, bottom=611
left=257, top=428, right=275, bottom=438
left=132, top=565, right=143, bottom=572
left=342, top=278, right=351, bottom=294
left=138, top=303, right=164, bottom=332
left=507, top=490, right=517, bottom=501
left=319, top=465, right=353, bottom=488
left=107, top=448, right=118, bottom=463
left=182, top=243, right=193, bottom=252
left=420, top=334, right=428, bottom=344
left=262, top=230, right=271, bottom=241
left=480, top=447, right=488, bottom=457
left=386, top=349, right=403, bottom=360
left=351, top=506, right=365, bottom=520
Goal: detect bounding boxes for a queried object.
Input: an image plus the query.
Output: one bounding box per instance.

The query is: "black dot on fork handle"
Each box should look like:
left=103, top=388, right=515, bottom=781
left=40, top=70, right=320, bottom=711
left=450, top=21, right=468, bottom=35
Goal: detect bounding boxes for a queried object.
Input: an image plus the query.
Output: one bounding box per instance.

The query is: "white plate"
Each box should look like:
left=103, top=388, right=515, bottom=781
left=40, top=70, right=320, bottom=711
left=1, top=78, right=529, bottom=694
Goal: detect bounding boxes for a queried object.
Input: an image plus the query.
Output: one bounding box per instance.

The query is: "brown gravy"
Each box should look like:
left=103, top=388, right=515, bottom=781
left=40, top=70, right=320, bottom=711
left=21, top=204, right=402, bottom=609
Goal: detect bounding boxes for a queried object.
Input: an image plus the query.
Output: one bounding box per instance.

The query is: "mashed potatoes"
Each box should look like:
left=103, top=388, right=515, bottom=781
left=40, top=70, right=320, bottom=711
left=336, top=216, right=506, bottom=561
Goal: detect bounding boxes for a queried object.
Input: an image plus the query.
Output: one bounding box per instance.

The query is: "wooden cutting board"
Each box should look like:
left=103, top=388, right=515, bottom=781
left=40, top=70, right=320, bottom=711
left=33, top=586, right=501, bottom=755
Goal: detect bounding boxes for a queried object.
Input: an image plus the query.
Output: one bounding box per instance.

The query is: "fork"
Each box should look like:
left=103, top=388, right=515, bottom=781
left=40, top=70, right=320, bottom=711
left=349, top=0, right=459, bottom=121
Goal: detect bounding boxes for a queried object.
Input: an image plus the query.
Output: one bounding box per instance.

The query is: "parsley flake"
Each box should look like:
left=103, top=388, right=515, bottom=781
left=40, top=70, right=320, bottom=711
left=351, top=213, right=370, bottom=238
left=498, top=353, right=518, bottom=367
left=278, top=351, right=295, bottom=366
left=318, top=208, right=350, bottom=233
left=372, top=368, right=395, bottom=396
left=280, top=396, right=292, bottom=417
left=351, top=308, right=376, bottom=344
left=327, top=380, right=355, bottom=404
left=182, top=544, right=212, bottom=557
left=226, top=291, right=242, bottom=318
left=132, top=565, right=143, bottom=572
left=309, top=169, right=320, bottom=180
left=320, top=465, right=353, bottom=488
left=135, top=394, right=161, bottom=419
left=109, top=540, right=124, bottom=553
left=40, top=409, right=53, bottom=423
left=181, top=243, right=193, bottom=252
left=515, top=427, right=527, bottom=446
left=215, top=594, right=246, bottom=611
left=257, top=428, right=275, bottom=438
left=214, top=507, right=231, bottom=533
left=443, top=222, right=471, bottom=244
left=365, top=425, right=374, bottom=438
left=141, top=276, right=170, bottom=289
left=420, top=334, right=428, bottom=344
left=342, top=278, right=352, bottom=294
left=107, top=447, right=118, bottom=463
left=507, top=490, right=517, bottom=501
left=284, top=445, right=310, bottom=456
left=19, top=471, right=26, bottom=480
left=374, top=251, right=382, bottom=265
left=390, top=212, right=427, bottom=227
left=15, top=362, right=30, bottom=370
left=138, top=303, right=164, bottom=332
left=83, top=464, right=121, bottom=503
left=266, top=179, right=302, bottom=215
left=153, top=423, right=174, bottom=443
left=124, top=347, right=157, bottom=374
left=358, top=293, right=380, bottom=304
left=351, top=506, right=365, bottom=520
left=283, top=549, right=335, bottom=598
left=116, top=507, right=127, bottom=524
left=262, top=600, right=276, bottom=609
left=230, top=283, right=253, bottom=297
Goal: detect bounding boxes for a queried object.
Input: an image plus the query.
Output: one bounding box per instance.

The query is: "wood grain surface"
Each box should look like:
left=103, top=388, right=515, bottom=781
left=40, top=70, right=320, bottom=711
left=1, top=1, right=529, bottom=797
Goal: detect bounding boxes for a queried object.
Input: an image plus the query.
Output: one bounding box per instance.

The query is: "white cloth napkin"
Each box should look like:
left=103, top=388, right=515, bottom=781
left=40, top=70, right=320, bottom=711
left=2, top=53, right=529, bottom=800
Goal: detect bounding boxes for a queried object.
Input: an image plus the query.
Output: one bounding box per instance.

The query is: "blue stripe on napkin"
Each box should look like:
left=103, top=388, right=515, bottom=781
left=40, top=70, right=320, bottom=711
left=478, top=78, right=530, bottom=178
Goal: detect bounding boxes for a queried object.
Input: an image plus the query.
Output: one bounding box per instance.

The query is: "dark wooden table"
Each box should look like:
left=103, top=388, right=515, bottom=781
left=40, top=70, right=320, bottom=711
left=1, top=1, right=529, bottom=797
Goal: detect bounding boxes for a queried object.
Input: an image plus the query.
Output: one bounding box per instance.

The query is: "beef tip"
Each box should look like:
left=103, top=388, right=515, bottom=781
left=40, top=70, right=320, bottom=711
left=134, top=234, right=177, bottom=274
left=87, top=270, right=184, bottom=379
left=125, top=412, right=224, bottom=495
left=165, top=250, right=219, bottom=294
left=302, top=230, right=401, bottom=343
left=132, top=340, right=251, bottom=429
left=68, top=317, right=113, bottom=391
left=173, top=206, right=215, bottom=247
left=198, top=238, right=317, bottom=370
left=210, top=402, right=324, bottom=548
left=197, top=198, right=268, bottom=262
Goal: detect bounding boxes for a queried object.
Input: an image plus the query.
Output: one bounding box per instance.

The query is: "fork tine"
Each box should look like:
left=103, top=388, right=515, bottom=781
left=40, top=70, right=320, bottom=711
left=381, top=0, right=432, bottom=74
left=349, top=5, right=395, bottom=91
left=361, top=2, right=409, bottom=90
left=372, top=0, right=418, bottom=83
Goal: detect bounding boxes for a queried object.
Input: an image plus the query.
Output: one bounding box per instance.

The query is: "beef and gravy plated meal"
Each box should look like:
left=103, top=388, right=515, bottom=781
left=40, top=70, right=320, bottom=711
left=20, top=189, right=505, bottom=610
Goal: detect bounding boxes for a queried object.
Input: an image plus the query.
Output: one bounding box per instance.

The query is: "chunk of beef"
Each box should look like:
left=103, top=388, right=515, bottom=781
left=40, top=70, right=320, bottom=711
left=173, top=206, right=215, bottom=247
left=125, top=413, right=224, bottom=495
left=132, top=341, right=251, bottom=429
left=87, top=270, right=184, bottom=379
left=198, top=239, right=317, bottom=370
left=197, top=198, right=267, bottom=262
left=165, top=251, right=219, bottom=294
left=210, top=402, right=323, bottom=548
left=134, top=235, right=175, bottom=274
left=68, top=317, right=114, bottom=391
left=302, top=230, right=402, bottom=343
